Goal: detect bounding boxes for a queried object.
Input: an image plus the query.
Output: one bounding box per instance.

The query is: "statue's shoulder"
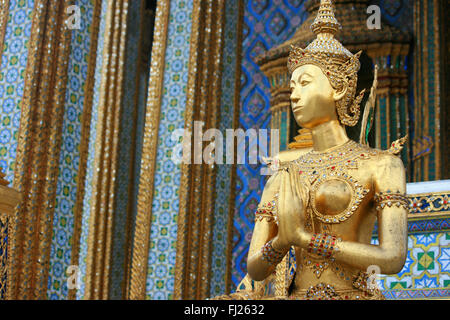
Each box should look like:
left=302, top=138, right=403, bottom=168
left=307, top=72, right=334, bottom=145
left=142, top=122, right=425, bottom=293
left=276, top=148, right=313, bottom=163
left=261, top=148, right=312, bottom=194
left=356, top=140, right=406, bottom=171
left=261, top=148, right=313, bottom=171
left=360, top=135, right=408, bottom=158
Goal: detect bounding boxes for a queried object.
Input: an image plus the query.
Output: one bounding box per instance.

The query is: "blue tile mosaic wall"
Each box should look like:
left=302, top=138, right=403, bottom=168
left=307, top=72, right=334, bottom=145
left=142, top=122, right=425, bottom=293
left=373, top=232, right=450, bottom=299
left=209, top=0, right=241, bottom=297
left=232, top=0, right=307, bottom=289
left=109, top=0, right=143, bottom=300
left=48, top=0, right=96, bottom=300
left=145, top=0, right=193, bottom=300
left=76, top=0, right=108, bottom=300
left=0, top=0, right=35, bottom=183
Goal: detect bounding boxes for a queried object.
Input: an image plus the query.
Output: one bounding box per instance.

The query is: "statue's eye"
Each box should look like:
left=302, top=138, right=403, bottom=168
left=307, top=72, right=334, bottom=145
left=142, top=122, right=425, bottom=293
left=301, top=80, right=310, bottom=86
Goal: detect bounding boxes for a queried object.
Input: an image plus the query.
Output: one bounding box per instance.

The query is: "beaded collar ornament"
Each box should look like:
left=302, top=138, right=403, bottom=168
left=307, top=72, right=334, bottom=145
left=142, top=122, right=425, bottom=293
left=288, top=0, right=365, bottom=127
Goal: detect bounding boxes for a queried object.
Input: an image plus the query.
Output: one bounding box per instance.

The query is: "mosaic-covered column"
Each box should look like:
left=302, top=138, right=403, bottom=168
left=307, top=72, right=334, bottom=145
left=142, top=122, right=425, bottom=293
left=109, top=0, right=152, bottom=301
left=0, top=169, right=21, bottom=300
left=209, top=0, right=244, bottom=298
left=75, top=0, right=109, bottom=300
left=81, top=0, right=129, bottom=300
left=130, top=0, right=245, bottom=300
left=44, top=0, right=103, bottom=300
left=129, top=0, right=172, bottom=300
left=412, top=0, right=443, bottom=182
left=366, top=43, right=411, bottom=174
left=8, top=0, right=72, bottom=300
left=231, top=0, right=307, bottom=290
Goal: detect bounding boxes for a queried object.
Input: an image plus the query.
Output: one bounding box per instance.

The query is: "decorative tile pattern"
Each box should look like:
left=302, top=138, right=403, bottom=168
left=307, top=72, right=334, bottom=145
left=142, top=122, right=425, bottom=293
left=46, top=0, right=96, bottom=300
left=372, top=0, right=413, bottom=33
left=372, top=232, right=450, bottom=299
left=109, top=1, right=145, bottom=299
left=412, top=0, right=441, bottom=181
left=108, top=0, right=143, bottom=300
left=0, top=0, right=34, bottom=183
left=76, top=0, right=108, bottom=300
left=0, top=216, right=8, bottom=299
left=209, top=0, right=240, bottom=297
left=232, top=0, right=306, bottom=289
left=372, top=192, right=450, bottom=235
left=145, top=0, right=193, bottom=300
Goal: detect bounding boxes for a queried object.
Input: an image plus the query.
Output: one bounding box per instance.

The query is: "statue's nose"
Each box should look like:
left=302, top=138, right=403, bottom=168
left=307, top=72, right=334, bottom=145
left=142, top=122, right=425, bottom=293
left=291, top=90, right=300, bottom=103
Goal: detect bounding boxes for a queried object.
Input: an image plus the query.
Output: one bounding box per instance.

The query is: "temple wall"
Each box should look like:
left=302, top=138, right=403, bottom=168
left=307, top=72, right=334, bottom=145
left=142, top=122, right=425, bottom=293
left=232, top=0, right=307, bottom=291
left=0, top=0, right=35, bottom=183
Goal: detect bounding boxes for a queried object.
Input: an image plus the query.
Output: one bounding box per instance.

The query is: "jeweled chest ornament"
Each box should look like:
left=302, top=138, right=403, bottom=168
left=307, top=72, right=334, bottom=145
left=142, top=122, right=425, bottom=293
left=293, top=140, right=374, bottom=224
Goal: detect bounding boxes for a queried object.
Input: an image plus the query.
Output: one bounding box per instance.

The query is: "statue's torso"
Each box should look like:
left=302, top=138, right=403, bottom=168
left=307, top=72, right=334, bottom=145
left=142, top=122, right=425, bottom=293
left=286, top=140, right=386, bottom=296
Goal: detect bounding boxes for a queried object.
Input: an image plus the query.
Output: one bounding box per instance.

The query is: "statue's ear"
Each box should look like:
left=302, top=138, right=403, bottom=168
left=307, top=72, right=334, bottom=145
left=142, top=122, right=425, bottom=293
left=333, top=84, right=348, bottom=102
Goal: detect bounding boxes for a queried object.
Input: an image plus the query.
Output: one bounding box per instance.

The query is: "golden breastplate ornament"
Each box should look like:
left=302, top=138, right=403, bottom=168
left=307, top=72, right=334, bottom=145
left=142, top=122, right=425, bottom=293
left=293, top=139, right=374, bottom=224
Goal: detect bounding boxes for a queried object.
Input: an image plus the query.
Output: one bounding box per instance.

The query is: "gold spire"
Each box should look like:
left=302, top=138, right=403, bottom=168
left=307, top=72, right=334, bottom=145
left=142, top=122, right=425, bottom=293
left=310, top=0, right=341, bottom=35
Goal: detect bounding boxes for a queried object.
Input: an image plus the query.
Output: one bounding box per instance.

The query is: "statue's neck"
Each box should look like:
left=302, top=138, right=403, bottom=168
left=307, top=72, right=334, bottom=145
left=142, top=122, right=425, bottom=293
left=310, top=120, right=349, bottom=152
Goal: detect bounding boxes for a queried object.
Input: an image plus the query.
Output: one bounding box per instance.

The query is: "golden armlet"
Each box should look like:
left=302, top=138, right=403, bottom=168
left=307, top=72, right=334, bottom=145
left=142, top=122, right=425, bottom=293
left=374, top=191, right=409, bottom=211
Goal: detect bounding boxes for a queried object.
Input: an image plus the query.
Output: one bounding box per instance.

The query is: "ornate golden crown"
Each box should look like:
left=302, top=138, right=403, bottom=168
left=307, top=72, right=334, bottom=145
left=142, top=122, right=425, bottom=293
left=288, top=0, right=365, bottom=127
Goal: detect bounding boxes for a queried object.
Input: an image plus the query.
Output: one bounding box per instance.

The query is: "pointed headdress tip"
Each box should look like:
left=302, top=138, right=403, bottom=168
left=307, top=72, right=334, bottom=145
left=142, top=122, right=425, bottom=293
left=310, top=0, right=342, bottom=36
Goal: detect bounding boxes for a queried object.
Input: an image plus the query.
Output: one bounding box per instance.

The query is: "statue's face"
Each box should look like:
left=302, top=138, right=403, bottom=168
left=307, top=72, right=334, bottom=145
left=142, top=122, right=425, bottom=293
left=290, top=64, right=339, bottom=129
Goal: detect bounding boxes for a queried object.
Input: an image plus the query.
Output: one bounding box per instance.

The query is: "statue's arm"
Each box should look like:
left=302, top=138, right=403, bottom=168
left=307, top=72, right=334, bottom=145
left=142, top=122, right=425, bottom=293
left=295, top=154, right=408, bottom=274
left=246, top=217, right=278, bottom=281
left=246, top=174, right=286, bottom=281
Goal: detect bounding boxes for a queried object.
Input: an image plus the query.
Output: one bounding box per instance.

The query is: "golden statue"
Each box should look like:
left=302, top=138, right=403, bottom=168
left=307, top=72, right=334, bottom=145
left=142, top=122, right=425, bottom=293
left=215, top=0, right=409, bottom=300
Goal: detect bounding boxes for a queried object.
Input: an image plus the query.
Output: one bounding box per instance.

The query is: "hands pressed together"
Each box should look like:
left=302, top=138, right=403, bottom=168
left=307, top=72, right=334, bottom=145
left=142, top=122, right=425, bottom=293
left=271, top=167, right=310, bottom=252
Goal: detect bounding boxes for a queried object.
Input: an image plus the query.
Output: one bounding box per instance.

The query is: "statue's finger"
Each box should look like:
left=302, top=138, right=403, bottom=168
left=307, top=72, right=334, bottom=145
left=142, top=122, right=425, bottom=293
left=291, top=165, right=308, bottom=209
left=278, top=171, right=288, bottom=216
left=288, top=165, right=300, bottom=202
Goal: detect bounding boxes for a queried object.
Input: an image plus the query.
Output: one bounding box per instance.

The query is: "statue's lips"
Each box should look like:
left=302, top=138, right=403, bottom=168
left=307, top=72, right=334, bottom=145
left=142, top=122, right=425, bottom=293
left=293, top=106, right=304, bottom=112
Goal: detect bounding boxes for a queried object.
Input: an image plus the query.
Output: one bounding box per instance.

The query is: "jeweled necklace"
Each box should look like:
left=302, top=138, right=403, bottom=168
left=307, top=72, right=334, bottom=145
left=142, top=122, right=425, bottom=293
left=293, top=139, right=374, bottom=224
